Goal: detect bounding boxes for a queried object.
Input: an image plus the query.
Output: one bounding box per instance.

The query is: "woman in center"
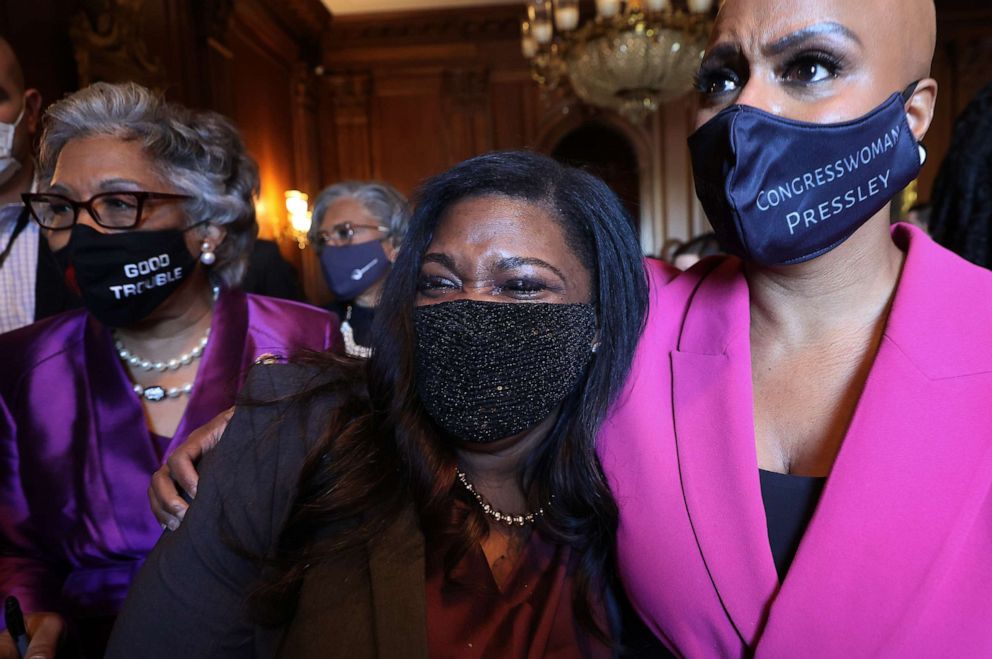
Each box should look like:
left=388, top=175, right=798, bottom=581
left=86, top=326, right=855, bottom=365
left=107, top=151, right=651, bottom=658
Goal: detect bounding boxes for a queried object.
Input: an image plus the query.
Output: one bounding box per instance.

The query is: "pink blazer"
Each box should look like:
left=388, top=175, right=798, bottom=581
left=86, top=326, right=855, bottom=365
left=599, top=224, right=992, bottom=657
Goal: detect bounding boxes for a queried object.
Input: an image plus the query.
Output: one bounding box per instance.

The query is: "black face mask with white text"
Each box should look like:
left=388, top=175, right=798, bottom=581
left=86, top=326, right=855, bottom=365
left=66, top=224, right=197, bottom=327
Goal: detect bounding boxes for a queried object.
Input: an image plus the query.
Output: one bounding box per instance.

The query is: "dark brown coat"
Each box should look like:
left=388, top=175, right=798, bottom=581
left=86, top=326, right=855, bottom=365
left=106, top=364, right=430, bottom=659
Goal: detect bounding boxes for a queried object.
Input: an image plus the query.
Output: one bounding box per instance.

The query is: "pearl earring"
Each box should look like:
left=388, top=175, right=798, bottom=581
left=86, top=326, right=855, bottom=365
left=200, top=240, right=216, bottom=266
left=918, top=144, right=928, bottom=166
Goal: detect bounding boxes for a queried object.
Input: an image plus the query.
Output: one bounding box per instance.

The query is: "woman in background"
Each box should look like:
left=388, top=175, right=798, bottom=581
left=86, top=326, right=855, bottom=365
left=310, top=181, right=408, bottom=358
left=0, top=82, right=338, bottom=659
left=928, top=80, right=992, bottom=270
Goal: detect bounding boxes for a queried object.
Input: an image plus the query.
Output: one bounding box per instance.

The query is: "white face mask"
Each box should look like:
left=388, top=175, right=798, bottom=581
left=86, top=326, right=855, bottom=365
left=0, top=103, right=26, bottom=188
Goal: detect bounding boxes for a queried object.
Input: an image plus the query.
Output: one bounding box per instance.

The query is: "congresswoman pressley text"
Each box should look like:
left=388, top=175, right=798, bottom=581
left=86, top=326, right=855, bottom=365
left=752, top=125, right=904, bottom=235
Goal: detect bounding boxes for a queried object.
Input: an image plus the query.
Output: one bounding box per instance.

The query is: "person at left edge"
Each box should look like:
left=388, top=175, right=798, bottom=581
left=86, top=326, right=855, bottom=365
left=0, top=81, right=341, bottom=659
left=0, top=35, right=79, bottom=334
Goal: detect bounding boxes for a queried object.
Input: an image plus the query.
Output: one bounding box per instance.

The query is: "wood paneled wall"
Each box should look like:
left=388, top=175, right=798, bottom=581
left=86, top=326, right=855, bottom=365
left=3, top=0, right=990, bottom=293
left=316, top=4, right=707, bottom=256
left=320, top=7, right=529, bottom=190
left=2, top=0, right=328, bottom=276
left=317, top=1, right=992, bottom=257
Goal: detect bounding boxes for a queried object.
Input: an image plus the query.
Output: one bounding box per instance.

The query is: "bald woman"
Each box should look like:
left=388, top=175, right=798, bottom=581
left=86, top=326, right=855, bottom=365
left=598, top=0, right=992, bottom=655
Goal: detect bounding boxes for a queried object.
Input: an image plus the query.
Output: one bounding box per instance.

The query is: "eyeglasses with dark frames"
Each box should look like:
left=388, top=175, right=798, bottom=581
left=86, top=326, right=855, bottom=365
left=21, top=191, right=194, bottom=231
left=319, top=221, right=391, bottom=247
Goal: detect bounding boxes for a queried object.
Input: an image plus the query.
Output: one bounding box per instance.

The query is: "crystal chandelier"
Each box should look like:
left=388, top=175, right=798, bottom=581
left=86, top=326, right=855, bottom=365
left=521, top=0, right=716, bottom=122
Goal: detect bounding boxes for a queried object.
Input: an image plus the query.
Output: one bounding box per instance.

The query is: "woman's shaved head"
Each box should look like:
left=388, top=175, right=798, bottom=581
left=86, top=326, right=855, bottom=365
left=697, top=0, right=938, bottom=139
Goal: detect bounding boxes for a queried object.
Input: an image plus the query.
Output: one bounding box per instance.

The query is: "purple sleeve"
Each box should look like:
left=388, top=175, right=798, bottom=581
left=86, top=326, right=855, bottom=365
left=0, top=396, right=67, bottom=627
left=106, top=365, right=327, bottom=657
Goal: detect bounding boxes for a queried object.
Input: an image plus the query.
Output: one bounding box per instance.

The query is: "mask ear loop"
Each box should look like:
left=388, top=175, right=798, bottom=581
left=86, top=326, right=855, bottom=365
left=11, top=104, right=25, bottom=130
left=901, top=80, right=928, bottom=165
left=0, top=103, right=26, bottom=152
left=901, top=80, right=921, bottom=102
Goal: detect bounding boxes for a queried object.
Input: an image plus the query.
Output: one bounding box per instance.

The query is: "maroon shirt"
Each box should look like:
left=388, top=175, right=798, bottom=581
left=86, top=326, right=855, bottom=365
left=426, top=531, right=611, bottom=659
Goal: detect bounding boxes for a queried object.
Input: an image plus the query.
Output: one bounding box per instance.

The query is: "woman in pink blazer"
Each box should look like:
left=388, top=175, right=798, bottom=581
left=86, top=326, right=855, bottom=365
left=598, top=0, right=992, bottom=656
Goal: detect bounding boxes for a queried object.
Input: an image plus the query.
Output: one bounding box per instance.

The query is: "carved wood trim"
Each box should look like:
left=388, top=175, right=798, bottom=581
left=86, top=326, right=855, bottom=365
left=197, top=0, right=329, bottom=64
left=321, top=71, right=374, bottom=182
left=373, top=69, right=444, bottom=97
left=326, top=4, right=524, bottom=47
left=191, top=0, right=235, bottom=42
left=70, top=0, right=166, bottom=88
left=265, top=0, right=331, bottom=62
left=232, top=1, right=303, bottom=64
left=292, top=60, right=321, bottom=194
left=442, top=67, right=491, bottom=110
left=326, top=71, right=373, bottom=112
left=270, top=0, right=332, bottom=38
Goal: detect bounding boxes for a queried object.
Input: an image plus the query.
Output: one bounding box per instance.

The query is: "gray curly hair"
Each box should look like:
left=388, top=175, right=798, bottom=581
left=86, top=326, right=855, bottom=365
left=37, top=82, right=259, bottom=287
left=308, top=181, right=409, bottom=251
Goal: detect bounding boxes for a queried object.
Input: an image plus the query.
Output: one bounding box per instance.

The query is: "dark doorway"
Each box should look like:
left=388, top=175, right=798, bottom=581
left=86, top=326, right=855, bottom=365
left=551, top=121, right=641, bottom=233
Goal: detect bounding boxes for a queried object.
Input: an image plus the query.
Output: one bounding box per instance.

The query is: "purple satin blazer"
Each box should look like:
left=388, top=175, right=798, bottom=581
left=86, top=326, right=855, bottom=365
left=598, top=224, right=992, bottom=657
left=0, top=289, right=340, bottom=625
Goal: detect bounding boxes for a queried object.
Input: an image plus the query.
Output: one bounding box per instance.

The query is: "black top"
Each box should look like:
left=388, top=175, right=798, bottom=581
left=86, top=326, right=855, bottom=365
left=241, top=239, right=304, bottom=301
left=326, top=300, right=375, bottom=347
left=758, top=469, right=826, bottom=581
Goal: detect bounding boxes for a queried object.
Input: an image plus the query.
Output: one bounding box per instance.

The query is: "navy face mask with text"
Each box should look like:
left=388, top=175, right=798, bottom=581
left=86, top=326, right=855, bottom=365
left=688, top=85, right=923, bottom=265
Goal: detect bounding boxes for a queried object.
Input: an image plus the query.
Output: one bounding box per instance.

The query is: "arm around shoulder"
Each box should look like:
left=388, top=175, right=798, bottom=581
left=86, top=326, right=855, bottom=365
left=107, top=364, right=335, bottom=658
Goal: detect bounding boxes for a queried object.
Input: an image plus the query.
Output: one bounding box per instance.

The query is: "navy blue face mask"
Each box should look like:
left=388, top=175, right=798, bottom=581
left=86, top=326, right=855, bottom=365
left=688, top=84, right=923, bottom=265
left=319, top=239, right=391, bottom=300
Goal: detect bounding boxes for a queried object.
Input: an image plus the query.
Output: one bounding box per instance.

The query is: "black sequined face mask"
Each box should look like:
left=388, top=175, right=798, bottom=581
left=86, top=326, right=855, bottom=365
left=414, top=299, right=597, bottom=443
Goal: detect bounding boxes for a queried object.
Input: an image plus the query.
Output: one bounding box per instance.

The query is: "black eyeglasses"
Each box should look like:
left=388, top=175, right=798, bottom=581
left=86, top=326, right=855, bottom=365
left=319, top=221, right=390, bottom=247
left=21, top=191, right=193, bottom=230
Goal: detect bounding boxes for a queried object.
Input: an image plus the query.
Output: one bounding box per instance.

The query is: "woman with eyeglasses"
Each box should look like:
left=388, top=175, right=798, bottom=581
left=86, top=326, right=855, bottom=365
left=309, top=182, right=408, bottom=358
left=0, top=82, right=339, bottom=659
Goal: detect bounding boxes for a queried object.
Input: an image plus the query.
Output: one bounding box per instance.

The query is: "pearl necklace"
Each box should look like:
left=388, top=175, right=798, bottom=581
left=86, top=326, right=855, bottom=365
left=455, top=469, right=546, bottom=527
left=115, top=328, right=211, bottom=372
left=341, top=305, right=371, bottom=359
left=117, top=328, right=211, bottom=403
left=118, top=287, right=219, bottom=403
left=132, top=381, right=194, bottom=402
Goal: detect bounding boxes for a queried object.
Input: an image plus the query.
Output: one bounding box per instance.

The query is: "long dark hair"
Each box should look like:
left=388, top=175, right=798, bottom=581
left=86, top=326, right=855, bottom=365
left=253, top=151, right=649, bottom=640
left=929, top=81, right=992, bottom=269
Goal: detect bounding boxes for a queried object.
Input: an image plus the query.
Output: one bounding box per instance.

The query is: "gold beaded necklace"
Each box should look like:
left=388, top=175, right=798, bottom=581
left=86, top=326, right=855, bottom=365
left=455, top=469, right=548, bottom=528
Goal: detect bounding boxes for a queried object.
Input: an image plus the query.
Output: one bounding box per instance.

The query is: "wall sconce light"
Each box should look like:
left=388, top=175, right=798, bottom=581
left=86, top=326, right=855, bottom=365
left=285, top=190, right=311, bottom=249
